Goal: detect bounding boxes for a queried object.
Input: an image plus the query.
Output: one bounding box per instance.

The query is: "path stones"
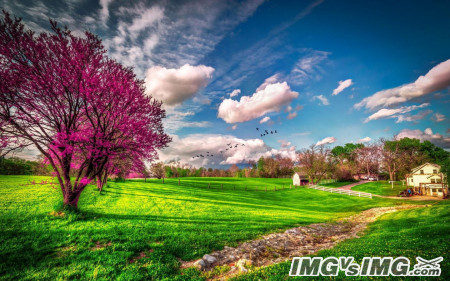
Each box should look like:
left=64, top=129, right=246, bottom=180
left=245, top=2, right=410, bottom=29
left=193, top=259, right=206, bottom=270
left=203, top=254, right=217, bottom=265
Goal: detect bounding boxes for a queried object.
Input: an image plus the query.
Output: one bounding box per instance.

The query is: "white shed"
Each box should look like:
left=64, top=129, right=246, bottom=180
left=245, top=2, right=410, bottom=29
left=293, top=172, right=301, bottom=186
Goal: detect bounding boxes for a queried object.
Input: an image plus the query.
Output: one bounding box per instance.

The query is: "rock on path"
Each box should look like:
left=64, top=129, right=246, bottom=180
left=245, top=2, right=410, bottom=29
left=180, top=205, right=424, bottom=279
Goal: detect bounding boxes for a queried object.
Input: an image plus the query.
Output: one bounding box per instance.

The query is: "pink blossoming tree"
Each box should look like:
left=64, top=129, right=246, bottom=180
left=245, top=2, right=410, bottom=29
left=0, top=11, right=171, bottom=208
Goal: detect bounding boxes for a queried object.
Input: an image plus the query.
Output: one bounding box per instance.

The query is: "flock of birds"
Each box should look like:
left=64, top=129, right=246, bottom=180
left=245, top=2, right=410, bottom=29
left=256, top=127, right=277, bottom=137
left=191, top=127, right=278, bottom=159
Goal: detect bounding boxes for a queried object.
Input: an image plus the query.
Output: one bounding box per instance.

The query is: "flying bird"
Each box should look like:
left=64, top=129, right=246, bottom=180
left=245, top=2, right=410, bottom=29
left=275, top=130, right=277, bottom=133
left=241, top=144, right=245, bottom=146
left=265, top=130, right=268, bottom=134
left=271, top=131, right=273, bottom=134
left=256, top=128, right=259, bottom=131
left=227, top=143, right=231, bottom=145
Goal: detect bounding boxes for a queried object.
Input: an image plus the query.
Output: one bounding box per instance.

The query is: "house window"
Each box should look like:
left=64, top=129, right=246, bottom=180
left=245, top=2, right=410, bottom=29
left=433, top=169, right=437, bottom=174
left=411, top=179, right=413, bottom=182
left=431, top=179, right=435, bottom=183
left=436, top=178, right=442, bottom=183
left=420, top=170, right=424, bottom=174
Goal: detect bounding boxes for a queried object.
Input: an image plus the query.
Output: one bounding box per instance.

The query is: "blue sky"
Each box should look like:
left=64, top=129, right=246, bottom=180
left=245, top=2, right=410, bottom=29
left=2, top=0, right=449, bottom=167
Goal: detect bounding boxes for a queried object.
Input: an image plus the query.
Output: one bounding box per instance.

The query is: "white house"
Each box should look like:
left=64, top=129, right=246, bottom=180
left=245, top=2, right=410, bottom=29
left=406, top=163, right=447, bottom=197
left=293, top=173, right=301, bottom=186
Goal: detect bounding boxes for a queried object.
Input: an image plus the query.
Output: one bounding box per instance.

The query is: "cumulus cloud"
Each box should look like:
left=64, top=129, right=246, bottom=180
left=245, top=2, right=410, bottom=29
left=313, top=95, right=329, bottom=106
left=285, top=105, right=293, bottom=112
left=259, top=117, right=271, bottom=124
left=316, top=136, right=336, bottom=146
left=332, top=79, right=353, bottom=95
left=395, top=128, right=450, bottom=148
left=256, top=74, right=281, bottom=92
left=433, top=113, right=445, bottom=122
left=158, top=134, right=296, bottom=167
left=217, top=79, right=299, bottom=123
left=287, top=112, right=297, bottom=120
left=145, top=64, right=214, bottom=106
left=364, top=103, right=430, bottom=123
left=355, top=59, right=450, bottom=110
left=231, top=125, right=237, bottom=130
left=358, top=137, right=372, bottom=143
left=228, top=89, right=241, bottom=98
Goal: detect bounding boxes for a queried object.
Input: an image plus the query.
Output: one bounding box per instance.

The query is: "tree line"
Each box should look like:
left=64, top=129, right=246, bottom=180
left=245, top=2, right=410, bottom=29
left=148, top=137, right=449, bottom=183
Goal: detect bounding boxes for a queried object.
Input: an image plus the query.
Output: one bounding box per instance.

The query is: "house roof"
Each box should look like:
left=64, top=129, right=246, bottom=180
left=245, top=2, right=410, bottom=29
left=427, top=174, right=442, bottom=179
left=410, top=163, right=441, bottom=174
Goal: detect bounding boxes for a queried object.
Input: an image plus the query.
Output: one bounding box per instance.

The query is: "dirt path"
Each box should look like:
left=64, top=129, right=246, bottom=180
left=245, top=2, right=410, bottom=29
left=336, top=180, right=368, bottom=190
left=181, top=205, right=424, bottom=280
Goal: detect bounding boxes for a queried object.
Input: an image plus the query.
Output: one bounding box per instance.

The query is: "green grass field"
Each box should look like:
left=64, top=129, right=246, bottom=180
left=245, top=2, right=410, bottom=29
left=0, top=176, right=445, bottom=280
left=352, top=180, right=407, bottom=196
left=319, top=181, right=355, bottom=188
left=232, top=201, right=450, bottom=280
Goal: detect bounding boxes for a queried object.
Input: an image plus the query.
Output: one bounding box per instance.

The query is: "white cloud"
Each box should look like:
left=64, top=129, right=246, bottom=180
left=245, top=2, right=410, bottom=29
left=256, top=74, right=281, bottom=92
left=259, top=117, right=271, bottom=124
left=217, top=80, right=299, bottom=123
left=355, top=59, right=450, bottom=110
left=231, top=125, right=237, bottom=130
left=285, top=105, right=293, bottom=112
left=395, top=128, right=450, bottom=148
left=287, top=112, right=297, bottom=120
left=289, top=50, right=330, bottom=84
left=433, top=113, right=445, bottom=122
left=364, top=103, right=430, bottom=122
left=158, top=134, right=296, bottom=167
left=332, top=79, right=353, bottom=95
left=358, top=137, right=372, bottom=143
left=313, top=95, right=329, bottom=106
left=316, top=136, right=336, bottom=146
left=99, top=0, right=113, bottom=24
left=228, top=89, right=241, bottom=98
left=395, top=110, right=432, bottom=123
left=163, top=108, right=211, bottom=133
left=145, top=64, right=214, bottom=106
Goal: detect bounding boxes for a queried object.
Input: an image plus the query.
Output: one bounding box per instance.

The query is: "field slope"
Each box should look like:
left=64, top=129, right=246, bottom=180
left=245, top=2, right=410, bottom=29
left=0, top=176, right=434, bottom=280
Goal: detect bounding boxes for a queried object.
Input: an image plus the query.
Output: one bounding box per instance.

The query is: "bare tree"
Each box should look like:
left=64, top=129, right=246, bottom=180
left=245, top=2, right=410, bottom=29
left=356, top=144, right=382, bottom=176
left=297, top=144, right=332, bottom=183
left=150, top=162, right=165, bottom=179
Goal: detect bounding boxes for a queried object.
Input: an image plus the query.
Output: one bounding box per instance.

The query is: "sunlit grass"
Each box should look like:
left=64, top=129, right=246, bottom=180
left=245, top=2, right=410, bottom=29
left=352, top=180, right=408, bottom=196
left=232, top=201, right=450, bottom=280
left=0, top=175, right=428, bottom=280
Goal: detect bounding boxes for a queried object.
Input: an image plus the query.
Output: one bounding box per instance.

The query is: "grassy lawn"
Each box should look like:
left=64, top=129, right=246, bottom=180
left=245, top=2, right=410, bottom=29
left=319, top=181, right=356, bottom=188
left=232, top=201, right=450, bottom=281
left=0, top=175, right=414, bottom=280
left=352, top=180, right=407, bottom=196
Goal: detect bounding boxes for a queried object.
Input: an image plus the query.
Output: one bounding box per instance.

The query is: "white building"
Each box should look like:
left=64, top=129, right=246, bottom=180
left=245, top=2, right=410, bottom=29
left=406, top=163, right=447, bottom=197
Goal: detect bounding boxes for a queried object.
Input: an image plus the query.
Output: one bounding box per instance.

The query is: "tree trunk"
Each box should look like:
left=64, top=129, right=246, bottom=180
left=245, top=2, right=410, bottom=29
left=63, top=190, right=82, bottom=208
left=97, top=175, right=103, bottom=192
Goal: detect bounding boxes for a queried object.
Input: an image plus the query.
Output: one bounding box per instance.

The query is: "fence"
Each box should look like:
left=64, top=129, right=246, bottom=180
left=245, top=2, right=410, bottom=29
left=145, top=178, right=301, bottom=192
left=303, top=184, right=373, bottom=199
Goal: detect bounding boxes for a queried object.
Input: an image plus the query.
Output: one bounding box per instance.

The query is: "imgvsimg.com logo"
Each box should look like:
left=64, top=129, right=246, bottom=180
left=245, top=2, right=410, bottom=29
left=289, top=256, right=443, bottom=277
